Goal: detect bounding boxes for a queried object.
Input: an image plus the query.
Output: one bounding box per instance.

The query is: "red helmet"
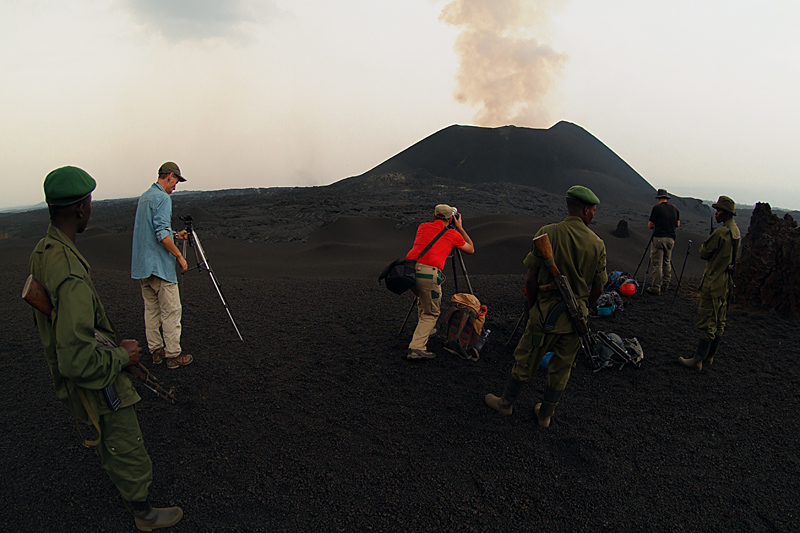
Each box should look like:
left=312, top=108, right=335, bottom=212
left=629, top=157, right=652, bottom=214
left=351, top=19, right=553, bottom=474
left=620, top=281, right=636, bottom=296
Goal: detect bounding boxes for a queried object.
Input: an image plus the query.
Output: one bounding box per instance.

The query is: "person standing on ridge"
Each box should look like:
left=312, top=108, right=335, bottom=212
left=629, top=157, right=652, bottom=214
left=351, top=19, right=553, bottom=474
left=29, top=166, right=183, bottom=531
left=131, top=162, right=194, bottom=369
left=679, top=195, right=740, bottom=371
left=485, top=186, right=607, bottom=427
left=646, top=188, right=680, bottom=295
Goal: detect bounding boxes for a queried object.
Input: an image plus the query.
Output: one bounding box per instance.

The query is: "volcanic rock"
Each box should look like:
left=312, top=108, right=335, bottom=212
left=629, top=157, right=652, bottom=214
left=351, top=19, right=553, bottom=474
left=612, top=220, right=630, bottom=238
left=736, top=203, right=800, bottom=317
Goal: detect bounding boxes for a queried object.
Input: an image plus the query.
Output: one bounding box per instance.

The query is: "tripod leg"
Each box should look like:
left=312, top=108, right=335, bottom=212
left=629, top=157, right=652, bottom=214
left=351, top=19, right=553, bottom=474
left=450, top=251, right=460, bottom=294
left=633, top=234, right=654, bottom=279
left=455, top=249, right=474, bottom=295
left=505, top=308, right=527, bottom=345
left=399, top=296, right=418, bottom=336
left=191, top=231, right=243, bottom=341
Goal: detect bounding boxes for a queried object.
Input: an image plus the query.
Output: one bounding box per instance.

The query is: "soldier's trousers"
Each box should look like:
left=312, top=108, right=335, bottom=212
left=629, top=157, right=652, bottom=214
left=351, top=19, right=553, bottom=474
left=98, top=405, right=153, bottom=502
left=408, top=264, right=445, bottom=351
left=650, top=236, right=675, bottom=289
left=695, top=294, right=727, bottom=342
left=510, top=320, right=581, bottom=391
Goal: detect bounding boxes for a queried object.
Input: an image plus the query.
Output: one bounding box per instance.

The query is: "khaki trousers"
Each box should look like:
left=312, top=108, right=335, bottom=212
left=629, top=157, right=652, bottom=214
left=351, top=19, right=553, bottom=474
left=408, top=263, right=443, bottom=351
left=650, top=236, right=675, bottom=289
left=140, top=276, right=182, bottom=357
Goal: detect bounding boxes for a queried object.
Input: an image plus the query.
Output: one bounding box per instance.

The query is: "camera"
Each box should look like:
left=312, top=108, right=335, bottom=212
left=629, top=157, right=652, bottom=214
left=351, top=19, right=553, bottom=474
left=180, top=214, right=194, bottom=232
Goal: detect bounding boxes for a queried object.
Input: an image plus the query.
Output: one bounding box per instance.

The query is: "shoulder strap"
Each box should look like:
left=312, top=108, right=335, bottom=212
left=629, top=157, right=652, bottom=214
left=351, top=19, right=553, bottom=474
left=415, top=225, right=451, bottom=261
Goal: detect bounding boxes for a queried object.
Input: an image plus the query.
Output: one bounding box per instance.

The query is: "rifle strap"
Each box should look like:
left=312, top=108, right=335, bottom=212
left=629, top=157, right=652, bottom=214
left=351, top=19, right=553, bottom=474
left=76, top=388, right=101, bottom=447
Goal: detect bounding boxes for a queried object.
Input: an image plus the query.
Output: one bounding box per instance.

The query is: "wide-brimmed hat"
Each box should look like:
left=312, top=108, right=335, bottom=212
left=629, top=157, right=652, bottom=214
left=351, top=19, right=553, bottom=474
left=655, top=189, right=670, bottom=199
left=712, top=195, right=737, bottom=216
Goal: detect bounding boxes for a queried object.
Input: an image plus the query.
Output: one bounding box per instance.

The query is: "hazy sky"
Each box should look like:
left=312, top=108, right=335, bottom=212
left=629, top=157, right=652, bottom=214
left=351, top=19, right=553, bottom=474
left=1, top=0, right=798, bottom=211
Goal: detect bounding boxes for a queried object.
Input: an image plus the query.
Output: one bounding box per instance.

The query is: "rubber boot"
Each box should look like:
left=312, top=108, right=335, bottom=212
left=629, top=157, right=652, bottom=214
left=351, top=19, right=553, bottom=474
left=485, top=375, right=524, bottom=416
left=533, top=387, right=563, bottom=428
left=706, top=335, right=722, bottom=367
left=679, top=338, right=711, bottom=371
left=128, top=499, right=183, bottom=532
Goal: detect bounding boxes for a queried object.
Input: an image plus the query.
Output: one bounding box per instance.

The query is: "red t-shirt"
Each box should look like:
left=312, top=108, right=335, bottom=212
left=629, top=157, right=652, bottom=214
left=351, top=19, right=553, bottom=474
left=405, top=220, right=466, bottom=270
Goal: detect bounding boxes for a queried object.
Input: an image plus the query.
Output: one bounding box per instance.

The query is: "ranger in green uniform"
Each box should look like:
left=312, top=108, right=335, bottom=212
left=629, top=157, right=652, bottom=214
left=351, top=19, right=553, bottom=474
left=679, top=195, right=740, bottom=370
left=485, top=186, right=607, bottom=427
left=28, top=166, right=183, bottom=531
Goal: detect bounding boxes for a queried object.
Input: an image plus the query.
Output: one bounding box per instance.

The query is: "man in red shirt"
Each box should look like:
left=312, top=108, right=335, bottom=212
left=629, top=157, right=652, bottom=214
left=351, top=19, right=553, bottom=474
left=405, top=204, right=475, bottom=360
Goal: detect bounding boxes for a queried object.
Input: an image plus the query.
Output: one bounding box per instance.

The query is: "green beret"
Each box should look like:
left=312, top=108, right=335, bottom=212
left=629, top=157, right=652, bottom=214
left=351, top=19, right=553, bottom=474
left=44, top=166, right=96, bottom=207
left=566, top=185, right=600, bottom=206
left=712, top=195, right=737, bottom=216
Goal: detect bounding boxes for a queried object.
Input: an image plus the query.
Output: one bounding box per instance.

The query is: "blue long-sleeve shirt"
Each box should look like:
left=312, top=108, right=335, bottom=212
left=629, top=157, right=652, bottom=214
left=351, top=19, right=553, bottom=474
left=131, top=183, right=179, bottom=283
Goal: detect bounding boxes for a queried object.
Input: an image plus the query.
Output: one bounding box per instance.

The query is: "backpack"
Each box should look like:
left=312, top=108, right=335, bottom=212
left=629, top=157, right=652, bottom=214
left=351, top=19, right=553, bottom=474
left=605, top=271, right=634, bottom=291
left=594, top=291, right=624, bottom=316
left=590, top=331, right=644, bottom=371
left=443, top=293, right=488, bottom=361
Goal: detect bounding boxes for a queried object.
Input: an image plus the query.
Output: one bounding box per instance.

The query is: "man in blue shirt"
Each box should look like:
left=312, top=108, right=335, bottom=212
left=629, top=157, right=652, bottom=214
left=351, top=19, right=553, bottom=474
left=131, top=162, right=194, bottom=369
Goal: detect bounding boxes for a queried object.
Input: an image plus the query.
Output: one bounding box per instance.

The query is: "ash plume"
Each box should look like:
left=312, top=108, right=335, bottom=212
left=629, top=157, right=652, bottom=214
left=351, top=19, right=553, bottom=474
left=440, top=0, right=568, bottom=127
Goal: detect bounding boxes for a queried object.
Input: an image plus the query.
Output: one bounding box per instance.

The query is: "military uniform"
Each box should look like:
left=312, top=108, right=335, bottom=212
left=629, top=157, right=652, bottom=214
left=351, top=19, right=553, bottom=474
left=29, top=224, right=153, bottom=501
left=486, top=186, right=607, bottom=426
left=512, top=216, right=608, bottom=389
left=696, top=217, right=740, bottom=340
left=680, top=195, right=740, bottom=371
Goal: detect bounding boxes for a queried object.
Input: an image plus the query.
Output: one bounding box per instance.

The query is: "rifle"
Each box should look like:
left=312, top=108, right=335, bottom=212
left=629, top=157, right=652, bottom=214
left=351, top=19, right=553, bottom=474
left=21, top=275, right=176, bottom=403
left=723, top=229, right=740, bottom=309
left=532, top=234, right=596, bottom=368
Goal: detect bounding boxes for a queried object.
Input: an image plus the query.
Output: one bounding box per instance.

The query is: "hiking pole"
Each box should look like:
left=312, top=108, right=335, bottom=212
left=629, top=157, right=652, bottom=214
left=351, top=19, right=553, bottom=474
left=180, top=215, right=243, bottom=341
left=633, top=233, right=654, bottom=284
left=398, top=296, right=418, bottom=336
left=672, top=239, right=692, bottom=302
left=455, top=248, right=474, bottom=295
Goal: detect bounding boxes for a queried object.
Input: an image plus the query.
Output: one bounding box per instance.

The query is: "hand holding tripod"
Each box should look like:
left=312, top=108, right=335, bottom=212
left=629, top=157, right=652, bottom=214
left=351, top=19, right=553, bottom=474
left=180, top=215, right=243, bottom=341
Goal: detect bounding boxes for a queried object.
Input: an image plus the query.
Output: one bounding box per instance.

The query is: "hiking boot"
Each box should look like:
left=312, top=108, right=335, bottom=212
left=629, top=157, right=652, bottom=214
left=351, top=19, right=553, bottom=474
left=407, top=348, right=435, bottom=360
left=151, top=348, right=165, bottom=365
left=679, top=339, right=711, bottom=371
left=645, top=286, right=661, bottom=295
left=127, top=499, right=183, bottom=531
left=534, top=387, right=563, bottom=428
left=485, top=375, right=524, bottom=416
left=166, top=353, right=194, bottom=369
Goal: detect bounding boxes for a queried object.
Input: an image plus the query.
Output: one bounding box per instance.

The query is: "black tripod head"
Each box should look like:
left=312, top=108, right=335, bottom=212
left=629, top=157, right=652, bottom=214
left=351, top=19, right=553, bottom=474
left=179, top=214, right=194, bottom=234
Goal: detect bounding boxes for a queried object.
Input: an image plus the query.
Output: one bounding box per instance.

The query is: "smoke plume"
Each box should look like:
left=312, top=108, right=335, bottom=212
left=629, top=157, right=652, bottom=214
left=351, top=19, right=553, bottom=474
left=440, top=0, right=568, bottom=127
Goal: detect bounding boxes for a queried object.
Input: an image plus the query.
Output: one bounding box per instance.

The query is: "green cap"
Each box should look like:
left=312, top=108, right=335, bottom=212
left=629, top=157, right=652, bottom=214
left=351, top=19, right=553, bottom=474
left=159, top=161, right=186, bottom=182
left=43, top=166, right=96, bottom=207
left=566, top=185, right=600, bottom=205
left=712, top=195, right=737, bottom=216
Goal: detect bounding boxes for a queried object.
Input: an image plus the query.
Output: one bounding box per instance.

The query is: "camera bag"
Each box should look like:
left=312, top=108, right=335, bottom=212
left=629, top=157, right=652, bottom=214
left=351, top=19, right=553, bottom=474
left=379, top=225, right=449, bottom=295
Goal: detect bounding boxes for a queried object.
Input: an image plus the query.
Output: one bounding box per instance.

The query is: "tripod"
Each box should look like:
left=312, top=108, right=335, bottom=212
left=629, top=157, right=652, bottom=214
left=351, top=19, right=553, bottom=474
left=634, top=234, right=679, bottom=290
left=671, top=239, right=692, bottom=302
left=398, top=246, right=473, bottom=335
left=180, top=215, right=243, bottom=341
